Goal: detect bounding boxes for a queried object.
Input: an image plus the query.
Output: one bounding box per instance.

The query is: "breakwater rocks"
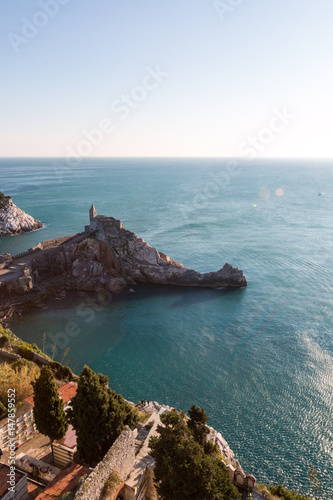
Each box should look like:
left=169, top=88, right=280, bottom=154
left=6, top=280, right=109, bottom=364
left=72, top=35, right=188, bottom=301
left=0, top=210, right=247, bottom=317
left=0, top=192, right=42, bottom=237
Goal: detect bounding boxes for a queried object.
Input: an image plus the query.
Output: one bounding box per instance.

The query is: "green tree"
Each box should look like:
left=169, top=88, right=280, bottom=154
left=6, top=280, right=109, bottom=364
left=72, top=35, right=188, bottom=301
left=149, top=409, right=241, bottom=500
left=68, top=365, right=138, bottom=465
left=266, top=484, right=312, bottom=500
left=188, top=404, right=210, bottom=446
left=32, top=366, right=68, bottom=442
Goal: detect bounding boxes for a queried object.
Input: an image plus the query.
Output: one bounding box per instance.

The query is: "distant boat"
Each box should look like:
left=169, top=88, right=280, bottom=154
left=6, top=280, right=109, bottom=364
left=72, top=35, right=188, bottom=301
left=318, top=192, right=322, bottom=196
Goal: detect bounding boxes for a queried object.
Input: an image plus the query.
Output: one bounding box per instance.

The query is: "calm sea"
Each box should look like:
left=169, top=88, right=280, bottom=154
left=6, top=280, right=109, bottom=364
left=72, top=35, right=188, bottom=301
left=1, top=158, right=333, bottom=496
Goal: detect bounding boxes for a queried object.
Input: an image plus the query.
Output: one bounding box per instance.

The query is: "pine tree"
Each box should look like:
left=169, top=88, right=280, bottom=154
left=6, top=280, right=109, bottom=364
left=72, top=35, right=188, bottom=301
left=32, top=366, right=68, bottom=442
left=68, top=365, right=138, bottom=465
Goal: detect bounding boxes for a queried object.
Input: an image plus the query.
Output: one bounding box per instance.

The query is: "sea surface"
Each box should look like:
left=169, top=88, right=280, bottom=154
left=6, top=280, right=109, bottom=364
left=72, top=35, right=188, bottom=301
left=1, top=158, right=333, bottom=496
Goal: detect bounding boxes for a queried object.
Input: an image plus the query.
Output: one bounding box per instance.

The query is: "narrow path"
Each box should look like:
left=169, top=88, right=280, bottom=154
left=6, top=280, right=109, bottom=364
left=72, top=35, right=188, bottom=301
left=125, top=401, right=171, bottom=491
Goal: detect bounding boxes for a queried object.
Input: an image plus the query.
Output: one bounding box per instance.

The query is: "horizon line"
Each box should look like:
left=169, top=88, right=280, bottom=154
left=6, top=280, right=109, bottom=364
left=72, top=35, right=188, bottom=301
left=0, top=156, right=332, bottom=161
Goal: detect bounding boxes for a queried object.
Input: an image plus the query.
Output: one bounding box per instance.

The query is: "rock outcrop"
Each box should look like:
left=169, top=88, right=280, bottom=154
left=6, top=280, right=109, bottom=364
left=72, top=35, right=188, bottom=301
left=0, top=216, right=246, bottom=318
left=0, top=192, right=42, bottom=237
left=96, top=223, right=247, bottom=289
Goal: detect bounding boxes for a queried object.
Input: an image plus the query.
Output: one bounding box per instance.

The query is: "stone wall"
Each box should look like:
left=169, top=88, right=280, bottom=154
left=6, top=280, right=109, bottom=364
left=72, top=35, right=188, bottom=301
left=12, top=244, right=42, bottom=260
left=0, top=348, right=21, bottom=362
left=74, top=428, right=137, bottom=500
left=32, top=352, right=50, bottom=365
left=0, top=347, right=49, bottom=365
left=41, top=235, right=77, bottom=249
left=0, top=254, right=12, bottom=270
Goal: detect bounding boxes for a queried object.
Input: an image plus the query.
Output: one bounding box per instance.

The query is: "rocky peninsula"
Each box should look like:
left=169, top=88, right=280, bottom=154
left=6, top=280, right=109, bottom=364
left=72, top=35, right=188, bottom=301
left=0, top=205, right=247, bottom=319
left=0, top=192, right=42, bottom=237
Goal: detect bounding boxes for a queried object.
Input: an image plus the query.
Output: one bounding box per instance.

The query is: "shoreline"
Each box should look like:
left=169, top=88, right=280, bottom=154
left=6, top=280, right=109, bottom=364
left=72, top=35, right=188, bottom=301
left=1, top=223, right=46, bottom=239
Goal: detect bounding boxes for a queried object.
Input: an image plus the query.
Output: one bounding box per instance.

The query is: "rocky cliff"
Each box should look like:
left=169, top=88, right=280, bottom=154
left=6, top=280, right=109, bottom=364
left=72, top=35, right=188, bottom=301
left=100, top=223, right=247, bottom=288
left=0, top=219, right=246, bottom=318
left=28, top=226, right=246, bottom=293
left=0, top=192, right=42, bottom=237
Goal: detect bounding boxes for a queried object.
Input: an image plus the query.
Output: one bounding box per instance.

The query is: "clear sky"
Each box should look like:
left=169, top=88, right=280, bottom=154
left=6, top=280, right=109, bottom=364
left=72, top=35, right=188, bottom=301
left=0, top=0, right=332, bottom=158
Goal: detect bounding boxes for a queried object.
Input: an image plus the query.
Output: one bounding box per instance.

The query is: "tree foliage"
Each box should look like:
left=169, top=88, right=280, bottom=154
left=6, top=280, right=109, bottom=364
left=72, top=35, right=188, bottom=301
left=32, top=366, right=68, bottom=442
left=68, top=365, right=138, bottom=465
left=266, top=484, right=312, bottom=500
left=0, top=360, right=40, bottom=406
left=188, top=404, right=210, bottom=446
left=149, top=408, right=241, bottom=500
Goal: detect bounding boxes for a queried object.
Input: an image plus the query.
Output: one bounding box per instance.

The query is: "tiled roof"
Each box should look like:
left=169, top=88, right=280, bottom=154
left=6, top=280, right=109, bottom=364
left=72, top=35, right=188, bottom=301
left=25, top=381, right=77, bottom=406
left=35, top=462, right=90, bottom=500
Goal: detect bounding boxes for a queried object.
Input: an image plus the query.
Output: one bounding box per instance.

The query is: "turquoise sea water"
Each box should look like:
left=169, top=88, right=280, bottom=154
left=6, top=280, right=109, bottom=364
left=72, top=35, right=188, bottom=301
left=1, top=158, right=333, bottom=496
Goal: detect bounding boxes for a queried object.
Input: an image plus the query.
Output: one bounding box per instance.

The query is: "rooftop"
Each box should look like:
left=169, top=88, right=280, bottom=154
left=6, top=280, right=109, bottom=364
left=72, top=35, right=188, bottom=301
left=35, top=461, right=90, bottom=500
left=25, top=381, right=78, bottom=407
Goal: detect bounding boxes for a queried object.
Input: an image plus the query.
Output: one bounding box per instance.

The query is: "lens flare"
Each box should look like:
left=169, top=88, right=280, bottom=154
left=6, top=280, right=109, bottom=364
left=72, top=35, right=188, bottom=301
left=276, top=188, right=284, bottom=197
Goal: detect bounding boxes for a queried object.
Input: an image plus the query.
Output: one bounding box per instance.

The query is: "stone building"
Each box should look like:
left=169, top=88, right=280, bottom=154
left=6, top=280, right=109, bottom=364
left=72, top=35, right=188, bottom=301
left=0, top=401, right=37, bottom=451
left=0, top=382, right=77, bottom=452
left=85, top=204, right=123, bottom=237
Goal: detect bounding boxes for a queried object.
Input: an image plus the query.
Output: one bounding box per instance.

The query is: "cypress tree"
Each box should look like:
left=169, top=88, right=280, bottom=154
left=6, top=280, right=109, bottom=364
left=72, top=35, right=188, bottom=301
left=32, top=366, right=68, bottom=442
left=68, top=365, right=138, bottom=465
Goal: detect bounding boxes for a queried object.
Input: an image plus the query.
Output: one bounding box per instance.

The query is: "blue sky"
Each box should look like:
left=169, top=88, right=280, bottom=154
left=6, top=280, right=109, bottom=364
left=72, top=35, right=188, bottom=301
left=0, top=0, right=332, bottom=157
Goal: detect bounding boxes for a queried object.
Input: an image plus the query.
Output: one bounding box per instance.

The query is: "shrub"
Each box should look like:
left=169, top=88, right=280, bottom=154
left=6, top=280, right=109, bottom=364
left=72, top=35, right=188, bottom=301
left=17, top=345, right=34, bottom=360
left=0, top=362, right=40, bottom=405
left=11, top=358, right=37, bottom=372
left=102, top=471, right=122, bottom=498
left=61, top=366, right=73, bottom=380
left=50, top=361, right=64, bottom=379
left=49, top=361, right=73, bottom=380
left=0, top=326, right=13, bottom=341
left=266, top=485, right=312, bottom=500
left=61, top=493, right=74, bottom=500
left=31, top=343, right=43, bottom=355
left=0, top=328, right=10, bottom=347
left=0, top=336, right=8, bottom=348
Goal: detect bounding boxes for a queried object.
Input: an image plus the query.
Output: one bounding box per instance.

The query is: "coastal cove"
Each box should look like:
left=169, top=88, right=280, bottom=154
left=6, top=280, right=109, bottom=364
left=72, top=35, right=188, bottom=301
left=1, top=158, right=333, bottom=497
